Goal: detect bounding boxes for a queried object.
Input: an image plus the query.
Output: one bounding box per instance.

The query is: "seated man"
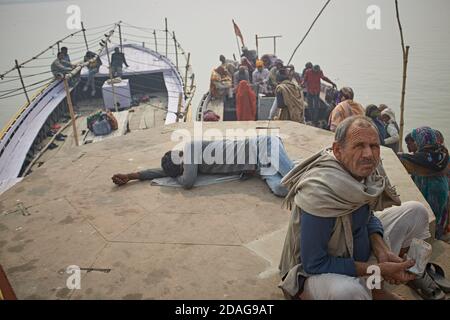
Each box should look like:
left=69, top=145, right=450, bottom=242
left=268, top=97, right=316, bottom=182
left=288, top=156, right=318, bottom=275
left=51, top=52, right=75, bottom=79
left=210, top=66, right=232, bottom=99
left=279, top=116, right=433, bottom=300
left=83, top=51, right=102, bottom=96
left=112, top=135, right=295, bottom=197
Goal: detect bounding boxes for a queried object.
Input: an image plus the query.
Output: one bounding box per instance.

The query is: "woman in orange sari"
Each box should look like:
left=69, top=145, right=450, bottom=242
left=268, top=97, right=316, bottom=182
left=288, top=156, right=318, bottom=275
left=235, top=68, right=256, bottom=121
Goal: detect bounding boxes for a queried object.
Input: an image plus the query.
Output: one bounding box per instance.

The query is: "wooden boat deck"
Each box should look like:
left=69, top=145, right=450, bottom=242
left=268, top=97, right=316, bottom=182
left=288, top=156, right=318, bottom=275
left=0, top=121, right=448, bottom=300
left=26, top=92, right=168, bottom=174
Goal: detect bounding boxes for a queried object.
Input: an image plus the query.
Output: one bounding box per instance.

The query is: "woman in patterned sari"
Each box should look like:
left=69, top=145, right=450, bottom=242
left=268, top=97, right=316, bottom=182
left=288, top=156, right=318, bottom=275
left=399, top=127, right=449, bottom=239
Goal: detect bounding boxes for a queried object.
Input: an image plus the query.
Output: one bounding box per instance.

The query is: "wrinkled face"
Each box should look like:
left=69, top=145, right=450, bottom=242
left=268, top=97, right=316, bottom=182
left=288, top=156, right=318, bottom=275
left=381, top=114, right=390, bottom=123
left=333, top=124, right=381, bottom=180
left=406, top=139, right=418, bottom=153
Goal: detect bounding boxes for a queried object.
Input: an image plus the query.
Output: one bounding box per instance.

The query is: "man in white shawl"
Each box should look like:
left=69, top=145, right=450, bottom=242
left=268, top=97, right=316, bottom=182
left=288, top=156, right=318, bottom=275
left=279, top=116, right=433, bottom=300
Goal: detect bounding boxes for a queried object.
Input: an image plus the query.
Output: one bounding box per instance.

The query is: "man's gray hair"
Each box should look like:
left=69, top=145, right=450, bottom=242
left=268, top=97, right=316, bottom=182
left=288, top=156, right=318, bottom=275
left=334, top=116, right=379, bottom=145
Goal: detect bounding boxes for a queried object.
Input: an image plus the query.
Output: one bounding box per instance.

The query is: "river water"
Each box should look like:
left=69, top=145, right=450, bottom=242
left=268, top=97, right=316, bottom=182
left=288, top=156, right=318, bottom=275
left=0, top=0, right=449, bottom=144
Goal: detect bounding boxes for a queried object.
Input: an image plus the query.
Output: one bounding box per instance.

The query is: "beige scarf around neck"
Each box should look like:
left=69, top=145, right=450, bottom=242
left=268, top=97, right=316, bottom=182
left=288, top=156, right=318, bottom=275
left=281, top=148, right=401, bottom=258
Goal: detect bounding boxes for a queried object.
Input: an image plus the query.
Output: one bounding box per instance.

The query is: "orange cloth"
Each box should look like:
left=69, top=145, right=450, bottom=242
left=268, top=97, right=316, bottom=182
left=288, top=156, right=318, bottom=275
left=328, top=100, right=365, bottom=131
left=236, top=80, right=256, bottom=121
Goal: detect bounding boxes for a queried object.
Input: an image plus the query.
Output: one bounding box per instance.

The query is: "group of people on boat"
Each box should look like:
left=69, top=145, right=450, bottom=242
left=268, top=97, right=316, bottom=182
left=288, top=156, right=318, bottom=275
left=209, top=48, right=344, bottom=127
left=50, top=46, right=129, bottom=96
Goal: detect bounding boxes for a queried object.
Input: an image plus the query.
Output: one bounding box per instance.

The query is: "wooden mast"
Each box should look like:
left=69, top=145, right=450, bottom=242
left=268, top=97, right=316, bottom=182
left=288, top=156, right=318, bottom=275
left=395, top=0, right=410, bottom=152
left=15, top=60, right=30, bottom=104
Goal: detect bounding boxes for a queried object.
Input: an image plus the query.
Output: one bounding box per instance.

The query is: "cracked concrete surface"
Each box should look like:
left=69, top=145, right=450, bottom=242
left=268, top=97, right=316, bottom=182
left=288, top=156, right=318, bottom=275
left=0, top=121, right=447, bottom=299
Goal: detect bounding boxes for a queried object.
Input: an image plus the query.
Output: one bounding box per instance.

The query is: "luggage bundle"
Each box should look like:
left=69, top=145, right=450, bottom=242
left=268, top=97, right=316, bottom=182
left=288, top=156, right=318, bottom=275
left=87, top=111, right=118, bottom=136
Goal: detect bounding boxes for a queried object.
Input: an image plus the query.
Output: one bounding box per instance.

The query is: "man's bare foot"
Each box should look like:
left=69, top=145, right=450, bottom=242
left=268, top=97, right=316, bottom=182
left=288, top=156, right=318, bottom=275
left=372, top=288, right=405, bottom=300
left=112, top=174, right=130, bottom=186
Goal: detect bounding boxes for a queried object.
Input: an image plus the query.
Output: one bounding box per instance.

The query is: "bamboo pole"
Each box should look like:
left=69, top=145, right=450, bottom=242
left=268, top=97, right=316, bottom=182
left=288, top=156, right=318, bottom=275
left=190, top=73, right=195, bottom=93
left=273, top=37, right=277, bottom=55
left=173, top=31, right=179, bottom=70
left=81, top=22, right=89, bottom=51
left=165, top=18, right=168, bottom=57
left=66, top=25, right=117, bottom=79
left=15, top=60, right=30, bottom=104
left=255, top=34, right=259, bottom=57
left=63, top=77, right=79, bottom=147
left=395, top=0, right=409, bottom=152
left=153, top=30, right=158, bottom=53
left=176, top=93, right=183, bottom=122
left=118, top=23, right=123, bottom=52
left=184, top=52, right=190, bottom=93
left=287, top=0, right=331, bottom=65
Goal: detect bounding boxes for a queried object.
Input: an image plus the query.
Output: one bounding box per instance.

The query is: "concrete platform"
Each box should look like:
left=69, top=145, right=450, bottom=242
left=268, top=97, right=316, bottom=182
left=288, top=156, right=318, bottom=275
left=0, top=121, right=448, bottom=300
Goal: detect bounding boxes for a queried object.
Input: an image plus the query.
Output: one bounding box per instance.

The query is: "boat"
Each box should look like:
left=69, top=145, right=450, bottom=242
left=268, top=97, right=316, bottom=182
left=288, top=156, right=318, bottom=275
left=0, top=20, right=195, bottom=194
left=196, top=80, right=336, bottom=126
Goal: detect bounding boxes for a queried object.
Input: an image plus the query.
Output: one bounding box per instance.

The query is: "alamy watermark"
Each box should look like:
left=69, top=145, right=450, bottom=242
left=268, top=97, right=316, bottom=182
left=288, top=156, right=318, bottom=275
left=367, top=5, right=381, bottom=30
left=66, top=5, right=82, bottom=30
left=366, top=265, right=382, bottom=290
left=66, top=265, right=81, bottom=290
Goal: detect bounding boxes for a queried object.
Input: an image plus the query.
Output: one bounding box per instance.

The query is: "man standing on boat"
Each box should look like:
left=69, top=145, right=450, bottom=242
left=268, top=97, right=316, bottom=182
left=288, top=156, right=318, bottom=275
left=302, top=65, right=336, bottom=126
left=252, top=60, right=270, bottom=95
left=268, top=59, right=284, bottom=94
left=110, top=47, right=129, bottom=78
left=270, top=68, right=305, bottom=123
left=219, top=55, right=237, bottom=76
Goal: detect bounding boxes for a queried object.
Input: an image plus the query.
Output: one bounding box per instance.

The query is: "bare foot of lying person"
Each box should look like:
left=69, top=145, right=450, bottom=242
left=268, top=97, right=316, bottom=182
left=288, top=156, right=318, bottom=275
left=112, top=173, right=130, bottom=186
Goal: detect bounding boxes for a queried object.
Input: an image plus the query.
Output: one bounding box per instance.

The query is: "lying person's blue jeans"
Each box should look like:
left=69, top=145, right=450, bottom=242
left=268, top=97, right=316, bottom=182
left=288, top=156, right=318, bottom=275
left=257, top=135, right=295, bottom=197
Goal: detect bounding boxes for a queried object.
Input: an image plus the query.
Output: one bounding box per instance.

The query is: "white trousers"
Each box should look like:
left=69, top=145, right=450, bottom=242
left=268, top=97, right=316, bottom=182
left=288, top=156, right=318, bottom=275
left=301, top=201, right=431, bottom=300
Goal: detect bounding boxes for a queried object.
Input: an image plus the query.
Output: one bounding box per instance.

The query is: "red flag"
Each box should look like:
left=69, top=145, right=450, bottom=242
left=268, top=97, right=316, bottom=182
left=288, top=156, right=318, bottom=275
left=232, top=19, right=245, bottom=46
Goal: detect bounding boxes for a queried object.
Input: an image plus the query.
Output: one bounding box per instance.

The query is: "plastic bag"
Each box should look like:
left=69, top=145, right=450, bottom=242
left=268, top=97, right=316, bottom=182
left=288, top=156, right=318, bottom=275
left=406, top=238, right=432, bottom=276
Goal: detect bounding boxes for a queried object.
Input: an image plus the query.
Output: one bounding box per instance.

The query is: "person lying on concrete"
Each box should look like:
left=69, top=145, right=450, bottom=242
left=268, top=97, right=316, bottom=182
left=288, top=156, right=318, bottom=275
left=279, top=115, right=433, bottom=300
left=112, top=135, right=295, bottom=197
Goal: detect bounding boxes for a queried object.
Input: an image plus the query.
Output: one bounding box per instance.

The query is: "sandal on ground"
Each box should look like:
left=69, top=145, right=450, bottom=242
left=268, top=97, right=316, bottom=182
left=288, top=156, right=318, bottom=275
left=426, top=263, right=450, bottom=293
left=408, top=270, right=446, bottom=300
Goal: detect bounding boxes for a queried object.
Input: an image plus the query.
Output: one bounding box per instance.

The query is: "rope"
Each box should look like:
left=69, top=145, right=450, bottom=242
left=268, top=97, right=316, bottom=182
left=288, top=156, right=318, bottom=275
left=0, top=77, right=53, bottom=99
left=287, top=0, right=332, bottom=65
left=121, top=22, right=165, bottom=32
left=0, top=70, right=52, bottom=85
left=61, top=34, right=107, bottom=47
